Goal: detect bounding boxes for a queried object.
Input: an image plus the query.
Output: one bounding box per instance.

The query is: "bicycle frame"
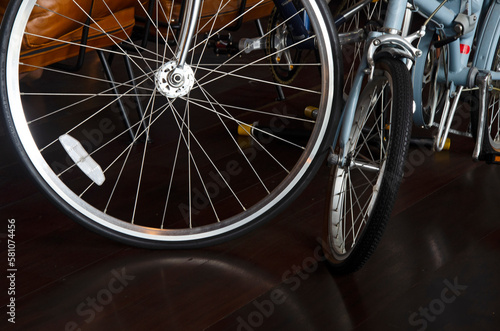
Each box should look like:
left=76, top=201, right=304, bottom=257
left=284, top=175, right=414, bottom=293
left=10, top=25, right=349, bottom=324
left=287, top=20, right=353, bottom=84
left=335, top=0, right=500, bottom=164
left=411, top=0, right=489, bottom=117
left=408, top=0, right=500, bottom=158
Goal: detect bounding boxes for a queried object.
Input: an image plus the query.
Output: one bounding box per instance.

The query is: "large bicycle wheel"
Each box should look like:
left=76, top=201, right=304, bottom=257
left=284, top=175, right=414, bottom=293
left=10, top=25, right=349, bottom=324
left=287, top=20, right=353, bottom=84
left=323, top=58, right=412, bottom=273
left=0, top=0, right=342, bottom=248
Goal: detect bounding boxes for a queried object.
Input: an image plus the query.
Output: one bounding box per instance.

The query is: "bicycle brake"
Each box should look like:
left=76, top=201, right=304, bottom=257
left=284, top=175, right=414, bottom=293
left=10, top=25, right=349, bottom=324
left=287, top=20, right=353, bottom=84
left=366, top=26, right=426, bottom=80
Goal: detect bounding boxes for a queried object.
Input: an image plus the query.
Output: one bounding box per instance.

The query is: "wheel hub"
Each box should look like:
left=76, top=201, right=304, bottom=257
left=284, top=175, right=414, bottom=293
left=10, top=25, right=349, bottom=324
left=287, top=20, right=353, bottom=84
left=155, top=61, right=195, bottom=98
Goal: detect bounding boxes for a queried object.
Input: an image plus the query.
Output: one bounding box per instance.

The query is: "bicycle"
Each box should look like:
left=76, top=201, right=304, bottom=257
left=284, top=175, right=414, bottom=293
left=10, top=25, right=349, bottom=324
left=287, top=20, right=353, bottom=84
left=322, top=0, right=500, bottom=273
left=0, top=0, right=344, bottom=247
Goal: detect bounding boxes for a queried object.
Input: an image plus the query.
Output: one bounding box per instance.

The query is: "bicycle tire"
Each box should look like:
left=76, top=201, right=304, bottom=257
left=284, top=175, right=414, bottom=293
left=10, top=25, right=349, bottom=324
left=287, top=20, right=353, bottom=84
left=322, top=57, right=413, bottom=273
left=0, top=0, right=342, bottom=248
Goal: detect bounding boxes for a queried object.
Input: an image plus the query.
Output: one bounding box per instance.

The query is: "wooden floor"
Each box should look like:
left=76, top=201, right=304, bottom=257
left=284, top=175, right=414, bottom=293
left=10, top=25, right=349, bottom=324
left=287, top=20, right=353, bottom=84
left=2, top=105, right=500, bottom=331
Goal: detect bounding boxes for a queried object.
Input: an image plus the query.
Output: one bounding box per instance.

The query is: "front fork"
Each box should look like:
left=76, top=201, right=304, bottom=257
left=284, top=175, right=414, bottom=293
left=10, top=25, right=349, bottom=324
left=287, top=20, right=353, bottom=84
left=173, top=0, right=314, bottom=69
left=332, top=0, right=424, bottom=167
left=175, top=0, right=203, bottom=68
left=169, top=0, right=313, bottom=97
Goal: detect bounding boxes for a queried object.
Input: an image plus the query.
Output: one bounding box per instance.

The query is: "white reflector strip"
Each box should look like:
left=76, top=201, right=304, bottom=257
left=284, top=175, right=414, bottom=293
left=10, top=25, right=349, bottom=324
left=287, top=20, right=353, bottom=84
left=59, top=134, right=105, bottom=186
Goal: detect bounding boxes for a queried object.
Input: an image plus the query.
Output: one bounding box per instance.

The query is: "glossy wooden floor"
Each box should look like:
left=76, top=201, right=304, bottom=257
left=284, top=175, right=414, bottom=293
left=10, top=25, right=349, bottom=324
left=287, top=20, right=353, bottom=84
left=2, top=104, right=500, bottom=331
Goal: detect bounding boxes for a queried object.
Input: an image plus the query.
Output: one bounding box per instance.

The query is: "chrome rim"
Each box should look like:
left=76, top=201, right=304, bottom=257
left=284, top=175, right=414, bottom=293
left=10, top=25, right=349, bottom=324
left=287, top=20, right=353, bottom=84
left=5, top=0, right=335, bottom=242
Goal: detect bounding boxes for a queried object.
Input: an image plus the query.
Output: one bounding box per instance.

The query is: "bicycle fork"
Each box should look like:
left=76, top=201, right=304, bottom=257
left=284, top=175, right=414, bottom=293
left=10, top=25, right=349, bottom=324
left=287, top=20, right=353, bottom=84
left=154, top=0, right=202, bottom=99
left=331, top=0, right=425, bottom=167
left=157, top=0, right=313, bottom=99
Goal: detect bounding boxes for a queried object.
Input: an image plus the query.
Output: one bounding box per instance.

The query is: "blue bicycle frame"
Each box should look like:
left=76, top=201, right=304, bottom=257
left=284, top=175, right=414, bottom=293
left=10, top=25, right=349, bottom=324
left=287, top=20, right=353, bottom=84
left=408, top=0, right=500, bottom=124
left=336, top=0, right=500, bottom=163
left=411, top=0, right=500, bottom=159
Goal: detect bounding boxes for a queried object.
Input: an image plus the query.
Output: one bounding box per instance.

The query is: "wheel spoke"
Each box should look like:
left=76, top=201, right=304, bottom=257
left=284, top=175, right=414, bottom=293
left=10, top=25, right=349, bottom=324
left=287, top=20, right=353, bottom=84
left=5, top=0, right=336, bottom=246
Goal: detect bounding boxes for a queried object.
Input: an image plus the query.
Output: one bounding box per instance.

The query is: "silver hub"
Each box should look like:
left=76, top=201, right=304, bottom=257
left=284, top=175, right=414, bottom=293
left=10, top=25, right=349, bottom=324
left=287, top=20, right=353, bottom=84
left=155, top=61, right=195, bottom=98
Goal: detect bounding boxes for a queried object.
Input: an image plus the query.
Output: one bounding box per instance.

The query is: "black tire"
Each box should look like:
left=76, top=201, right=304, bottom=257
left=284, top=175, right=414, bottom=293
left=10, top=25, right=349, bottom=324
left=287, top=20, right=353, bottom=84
left=322, top=58, right=413, bottom=273
left=0, top=0, right=343, bottom=248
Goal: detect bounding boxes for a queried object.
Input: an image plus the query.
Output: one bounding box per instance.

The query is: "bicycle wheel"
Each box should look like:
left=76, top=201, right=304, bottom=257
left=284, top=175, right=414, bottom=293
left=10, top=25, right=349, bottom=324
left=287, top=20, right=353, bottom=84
left=0, top=0, right=342, bottom=248
left=323, top=58, right=413, bottom=273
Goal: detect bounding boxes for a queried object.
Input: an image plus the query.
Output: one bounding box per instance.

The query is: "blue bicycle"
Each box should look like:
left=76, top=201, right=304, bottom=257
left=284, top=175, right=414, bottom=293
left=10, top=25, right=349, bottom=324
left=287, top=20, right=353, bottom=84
left=324, top=0, right=500, bottom=273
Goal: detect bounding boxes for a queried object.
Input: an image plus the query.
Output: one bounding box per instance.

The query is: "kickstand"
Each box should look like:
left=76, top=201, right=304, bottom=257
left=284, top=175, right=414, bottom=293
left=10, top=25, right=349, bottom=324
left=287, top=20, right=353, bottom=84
left=472, top=71, right=492, bottom=161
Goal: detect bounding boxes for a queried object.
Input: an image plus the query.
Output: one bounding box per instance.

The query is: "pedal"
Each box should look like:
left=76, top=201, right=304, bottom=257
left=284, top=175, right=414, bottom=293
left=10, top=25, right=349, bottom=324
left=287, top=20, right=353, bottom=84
left=237, top=122, right=311, bottom=139
left=481, top=152, right=500, bottom=164
left=207, top=33, right=239, bottom=56
left=304, top=106, right=318, bottom=119
left=442, top=138, right=451, bottom=151
left=431, top=136, right=451, bottom=151
left=237, top=122, right=257, bottom=136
